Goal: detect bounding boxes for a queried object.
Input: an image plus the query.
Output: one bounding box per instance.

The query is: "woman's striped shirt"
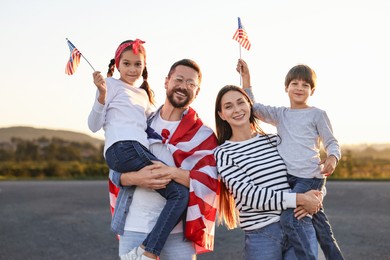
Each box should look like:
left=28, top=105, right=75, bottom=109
left=214, top=134, right=296, bottom=231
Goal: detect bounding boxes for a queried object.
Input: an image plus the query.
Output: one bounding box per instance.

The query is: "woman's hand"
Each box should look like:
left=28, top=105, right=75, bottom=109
left=92, top=71, right=107, bottom=105
left=296, top=190, right=323, bottom=215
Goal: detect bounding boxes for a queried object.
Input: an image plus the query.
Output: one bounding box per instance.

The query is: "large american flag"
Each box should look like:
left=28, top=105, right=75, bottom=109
left=109, top=107, right=220, bottom=253
left=232, top=17, right=251, bottom=51
left=65, top=39, right=81, bottom=75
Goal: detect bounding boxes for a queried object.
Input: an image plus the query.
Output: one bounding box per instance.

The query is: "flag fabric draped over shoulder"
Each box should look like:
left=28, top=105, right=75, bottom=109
left=166, top=107, right=219, bottom=253
left=65, top=39, right=81, bottom=75
left=149, top=107, right=219, bottom=253
left=233, top=17, right=251, bottom=51
left=109, top=107, right=220, bottom=253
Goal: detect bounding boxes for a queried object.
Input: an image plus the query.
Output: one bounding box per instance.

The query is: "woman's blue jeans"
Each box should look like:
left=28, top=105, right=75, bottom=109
left=244, top=222, right=298, bottom=260
left=106, top=140, right=189, bottom=256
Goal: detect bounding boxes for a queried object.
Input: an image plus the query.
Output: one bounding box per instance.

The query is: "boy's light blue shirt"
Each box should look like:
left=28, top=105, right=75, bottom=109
left=245, top=88, right=341, bottom=179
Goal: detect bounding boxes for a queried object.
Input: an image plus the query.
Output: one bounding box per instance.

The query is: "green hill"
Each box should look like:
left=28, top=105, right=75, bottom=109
left=1, top=126, right=390, bottom=159
left=0, top=126, right=103, bottom=148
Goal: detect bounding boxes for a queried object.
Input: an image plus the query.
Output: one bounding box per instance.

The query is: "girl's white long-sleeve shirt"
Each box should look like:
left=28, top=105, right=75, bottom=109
left=88, top=77, right=154, bottom=156
left=214, top=134, right=296, bottom=231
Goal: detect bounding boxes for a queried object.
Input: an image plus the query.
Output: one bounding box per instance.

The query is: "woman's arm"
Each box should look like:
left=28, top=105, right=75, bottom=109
left=218, top=161, right=295, bottom=211
left=217, top=151, right=322, bottom=213
left=222, top=169, right=322, bottom=215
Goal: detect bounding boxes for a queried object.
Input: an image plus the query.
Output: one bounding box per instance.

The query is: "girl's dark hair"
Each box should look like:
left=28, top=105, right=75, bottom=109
left=139, top=65, right=155, bottom=105
left=107, top=59, right=115, bottom=77
left=113, top=40, right=155, bottom=105
left=214, top=85, right=265, bottom=145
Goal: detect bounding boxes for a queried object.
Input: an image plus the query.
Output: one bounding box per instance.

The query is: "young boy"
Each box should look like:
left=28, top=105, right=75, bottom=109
left=237, top=59, right=344, bottom=260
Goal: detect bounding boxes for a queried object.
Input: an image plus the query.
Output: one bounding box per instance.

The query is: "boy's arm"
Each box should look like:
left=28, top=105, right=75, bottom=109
left=317, top=110, right=341, bottom=176
left=236, top=59, right=281, bottom=127
left=236, top=59, right=257, bottom=104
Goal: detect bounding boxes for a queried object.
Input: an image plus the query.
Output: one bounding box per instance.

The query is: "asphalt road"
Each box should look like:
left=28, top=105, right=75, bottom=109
left=0, top=181, right=389, bottom=260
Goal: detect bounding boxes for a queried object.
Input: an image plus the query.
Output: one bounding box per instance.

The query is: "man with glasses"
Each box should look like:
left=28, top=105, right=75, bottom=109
left=109, top=59, right=219, bottom=260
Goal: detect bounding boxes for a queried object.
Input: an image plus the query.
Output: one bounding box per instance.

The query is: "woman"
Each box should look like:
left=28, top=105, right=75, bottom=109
left=214, top=85, right=322, bottom=260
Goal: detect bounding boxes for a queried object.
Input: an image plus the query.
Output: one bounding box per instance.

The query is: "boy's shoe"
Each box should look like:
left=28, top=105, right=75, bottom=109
left=120, top=247, right=140, bottom=260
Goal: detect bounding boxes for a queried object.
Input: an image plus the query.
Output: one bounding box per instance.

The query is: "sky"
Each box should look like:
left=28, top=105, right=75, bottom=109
left=1, top=0, right=389, bottom=145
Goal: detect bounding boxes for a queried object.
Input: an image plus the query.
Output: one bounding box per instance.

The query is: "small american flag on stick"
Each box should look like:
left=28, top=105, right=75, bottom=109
left=65, top=38, right=95, bottom=75
left=232, top=17, right=251, bottom=51
left=65, top=39, right=81, bottom=75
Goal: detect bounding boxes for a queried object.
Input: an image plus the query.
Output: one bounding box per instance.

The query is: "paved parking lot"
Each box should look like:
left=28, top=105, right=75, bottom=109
left=0, top=181, right=389, bottom=259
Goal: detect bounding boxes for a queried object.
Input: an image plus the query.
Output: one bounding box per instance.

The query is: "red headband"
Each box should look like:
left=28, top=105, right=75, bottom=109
left=114, top=39, right=145, bottom=69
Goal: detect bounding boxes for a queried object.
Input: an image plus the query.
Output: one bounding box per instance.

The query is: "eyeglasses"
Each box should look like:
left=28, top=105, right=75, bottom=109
left=172, top=77, right=198, bottom=89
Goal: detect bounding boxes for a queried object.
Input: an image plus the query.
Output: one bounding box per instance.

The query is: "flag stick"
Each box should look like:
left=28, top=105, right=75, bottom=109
left=238, top=44, right=242, bottom=86
left=66, top=38, right=96, bottom=72
left=80, top=54, right=96, bottom=72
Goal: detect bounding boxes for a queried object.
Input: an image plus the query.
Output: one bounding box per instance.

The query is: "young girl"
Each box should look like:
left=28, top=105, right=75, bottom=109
left=88, top=39, right=189, bottom=260
left=214, top=85, right=322, bottom=260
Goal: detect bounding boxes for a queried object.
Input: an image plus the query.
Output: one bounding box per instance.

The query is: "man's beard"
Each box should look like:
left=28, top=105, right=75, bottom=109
left=167, top=88, right=193, bottom=108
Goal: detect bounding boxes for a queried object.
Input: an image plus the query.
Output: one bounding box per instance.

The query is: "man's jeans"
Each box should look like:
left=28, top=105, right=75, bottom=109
left=106, top=140, right=189, bottom=256
left=119, top=231, right=195, bottom=260
left=280, top=175, right=344, bottom=260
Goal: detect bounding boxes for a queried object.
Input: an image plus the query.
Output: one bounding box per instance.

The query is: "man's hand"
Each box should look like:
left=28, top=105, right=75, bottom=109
left=151, top=164, right=190, bottom=187
left=121, top=164, right=171, bottom=190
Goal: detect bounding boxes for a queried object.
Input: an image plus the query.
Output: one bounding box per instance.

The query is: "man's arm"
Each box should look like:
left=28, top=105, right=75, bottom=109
left=110, top=164, right=171, bottom=190
left=150, top=165, right=190, bottom=187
